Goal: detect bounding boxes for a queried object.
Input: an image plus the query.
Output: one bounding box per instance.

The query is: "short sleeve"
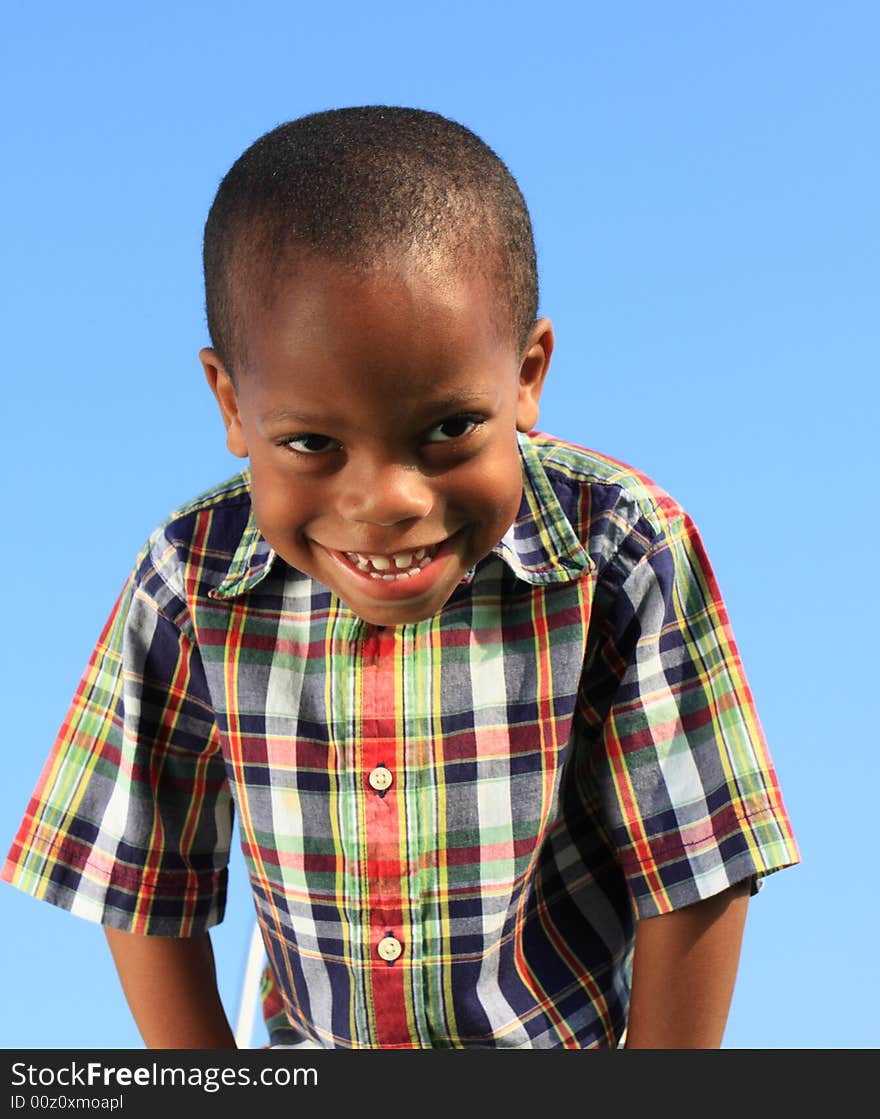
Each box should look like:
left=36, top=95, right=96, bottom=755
left=2, top=556, right=233, bottom=935
left=579, top=509, right=800, bottom=919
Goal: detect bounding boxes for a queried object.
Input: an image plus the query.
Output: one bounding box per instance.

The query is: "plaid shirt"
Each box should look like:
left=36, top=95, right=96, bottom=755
left=3, top=431, right=799, bottom=1049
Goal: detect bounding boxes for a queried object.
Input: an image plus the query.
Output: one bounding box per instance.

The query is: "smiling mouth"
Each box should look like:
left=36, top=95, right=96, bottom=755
left=342, top=543, right=441, bottom=580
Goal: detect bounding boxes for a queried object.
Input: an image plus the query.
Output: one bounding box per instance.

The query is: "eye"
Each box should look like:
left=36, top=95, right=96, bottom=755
left=424, top=414, right=484, bottom=444
left=283, top=433, right=340, bottom=455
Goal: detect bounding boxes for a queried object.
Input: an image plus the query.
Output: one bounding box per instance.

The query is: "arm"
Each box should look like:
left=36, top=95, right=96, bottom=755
left=104, top=927, right=237, bottom=1049
left=624, top=878, right=751, bottom=1049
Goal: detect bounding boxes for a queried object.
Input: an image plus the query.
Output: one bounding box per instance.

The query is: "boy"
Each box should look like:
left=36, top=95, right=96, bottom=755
left=2, top=106, right=799, bottom=1049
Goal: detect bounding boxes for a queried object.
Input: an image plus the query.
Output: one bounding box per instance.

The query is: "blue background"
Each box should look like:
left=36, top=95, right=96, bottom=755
left=2, top=1, right=877, bottom=1048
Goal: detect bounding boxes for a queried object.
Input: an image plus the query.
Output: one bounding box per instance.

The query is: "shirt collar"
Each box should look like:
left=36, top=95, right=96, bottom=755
left=488, top=431, right=594, bottom=585
left=211, top=471, right=276, bottom=599
left=211, top=433, right=593, bottom=600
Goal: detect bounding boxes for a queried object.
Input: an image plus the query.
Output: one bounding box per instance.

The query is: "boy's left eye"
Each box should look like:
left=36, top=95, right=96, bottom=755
left=424, top=415, right=483, bottom=443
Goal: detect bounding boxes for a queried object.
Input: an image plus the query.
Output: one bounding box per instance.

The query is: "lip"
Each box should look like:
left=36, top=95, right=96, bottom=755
left=317, top=531, right=463, bottom=603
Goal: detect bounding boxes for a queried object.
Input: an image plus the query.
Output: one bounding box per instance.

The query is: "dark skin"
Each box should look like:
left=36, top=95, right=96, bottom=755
left=106, top=253, right=751, bottom=1049
left=105, top=927, right=236, bottom=1049
left=625, top=878, right=750, bottom=1048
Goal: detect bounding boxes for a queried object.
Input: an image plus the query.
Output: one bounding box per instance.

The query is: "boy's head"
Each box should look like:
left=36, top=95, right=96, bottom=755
left=203, top=105, right=538, bottom=374
left=200, top=106, right=554, bottom=626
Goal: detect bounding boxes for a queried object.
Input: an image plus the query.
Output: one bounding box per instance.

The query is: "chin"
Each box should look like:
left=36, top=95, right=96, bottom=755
left=346, top=596, right=446, bottom=627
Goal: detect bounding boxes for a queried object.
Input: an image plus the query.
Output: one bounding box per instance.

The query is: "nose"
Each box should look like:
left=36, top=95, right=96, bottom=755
left=335, top=456, right=434, bottom=526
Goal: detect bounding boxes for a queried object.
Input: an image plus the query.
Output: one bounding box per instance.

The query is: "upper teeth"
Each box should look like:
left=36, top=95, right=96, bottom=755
left=344, top=544, right=435, bottom=575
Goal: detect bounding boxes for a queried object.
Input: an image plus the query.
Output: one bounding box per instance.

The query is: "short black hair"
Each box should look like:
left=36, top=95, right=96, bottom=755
left=203, top=106, right=539, bottom=375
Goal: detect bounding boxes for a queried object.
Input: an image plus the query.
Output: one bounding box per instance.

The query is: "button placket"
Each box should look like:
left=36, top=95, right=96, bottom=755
left=360, top=624, right=410, bottom=1040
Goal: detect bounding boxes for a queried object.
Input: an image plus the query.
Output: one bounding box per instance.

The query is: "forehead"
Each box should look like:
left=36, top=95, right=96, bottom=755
left=236, top=255, right=518, bottom=410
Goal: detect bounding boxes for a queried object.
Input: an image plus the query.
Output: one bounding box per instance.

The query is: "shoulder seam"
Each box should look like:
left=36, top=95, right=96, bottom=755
left=532, top=433, right=687, bottom=539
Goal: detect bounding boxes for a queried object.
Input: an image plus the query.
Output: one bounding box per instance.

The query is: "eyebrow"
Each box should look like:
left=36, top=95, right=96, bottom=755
left=261, top=391, right=498, bottom=427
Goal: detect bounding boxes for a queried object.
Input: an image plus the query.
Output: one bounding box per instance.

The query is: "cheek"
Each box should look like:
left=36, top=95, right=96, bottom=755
left=248, top=462, right=315, bottom=543
left=451, top=446, right=523, bottom=524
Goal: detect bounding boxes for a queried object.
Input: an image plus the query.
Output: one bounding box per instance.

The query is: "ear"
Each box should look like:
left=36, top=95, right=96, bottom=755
left=200, top=348, right=249, bottom=458
left=515, top=318, right=554, bottom=433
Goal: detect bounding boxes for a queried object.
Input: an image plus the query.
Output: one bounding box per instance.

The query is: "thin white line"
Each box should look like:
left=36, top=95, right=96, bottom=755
left=234, top=921, right=266, bottom=1049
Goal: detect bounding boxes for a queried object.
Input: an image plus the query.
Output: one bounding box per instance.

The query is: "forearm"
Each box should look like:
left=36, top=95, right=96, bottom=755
left=624, top=878, right=751, bottom=1049
left=104, top=927, right=237, bottom=1049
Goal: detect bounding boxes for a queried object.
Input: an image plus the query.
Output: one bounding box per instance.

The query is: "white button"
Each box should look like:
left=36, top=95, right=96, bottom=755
left=377, top=935, right=402, bottom=961
left=368, top=766, right=393, bottom=792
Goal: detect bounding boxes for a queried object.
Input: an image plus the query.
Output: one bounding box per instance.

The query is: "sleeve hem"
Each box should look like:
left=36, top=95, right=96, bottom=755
left=620, top=805, right=801, bottom=920
left=2, top=855, right=228, bottom=936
